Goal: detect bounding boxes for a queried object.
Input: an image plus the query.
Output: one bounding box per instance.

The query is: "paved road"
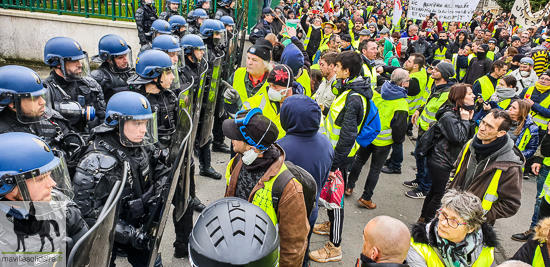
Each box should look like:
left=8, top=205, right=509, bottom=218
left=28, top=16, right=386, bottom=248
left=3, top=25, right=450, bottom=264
left=5, top=59, right=534, bottom=267
left=115, top=133, right=536, bottom=267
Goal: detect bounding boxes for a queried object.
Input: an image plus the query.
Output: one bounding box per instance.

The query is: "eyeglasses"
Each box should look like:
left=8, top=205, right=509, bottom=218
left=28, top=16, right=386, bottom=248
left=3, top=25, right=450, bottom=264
left=437, top=209, right=468, bottom=228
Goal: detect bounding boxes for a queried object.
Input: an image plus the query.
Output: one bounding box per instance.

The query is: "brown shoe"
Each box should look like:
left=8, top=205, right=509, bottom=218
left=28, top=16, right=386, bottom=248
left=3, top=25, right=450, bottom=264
left=344, top=187, right=353, bottom=196
left=357, top=198, right=377, bottom=209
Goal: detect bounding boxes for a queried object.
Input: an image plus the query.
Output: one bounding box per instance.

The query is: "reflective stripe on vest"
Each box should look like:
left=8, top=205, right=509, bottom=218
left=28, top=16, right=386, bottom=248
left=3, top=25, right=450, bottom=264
left=410, top=238, right=495, bottom=267
left=532, top=243, right=546, bottom=267
left=406, top=69, right=428, bottom=115
left=372, top=93, right=409, bottom=146
left=321, top=89, right=367, bottom=157
left=452, top=53, right=468, bottom=81
left=232, top=67, right=269, bottom=104
left=525, top=86, right=550, bottom=130
left=418, top=91, right=449, bottom=131
left=297, top=68, right=312, bottom=97
left=434, top=46, right=447, bottom=61
left=362, top=64, right=377, bottom=90
left=452, top=139, right=503, bottom=213
left=518, top=127, right=531, bottom=152
left=477, top=75, right=496, bottom=101
left=243, top=93, right=286, bottom=139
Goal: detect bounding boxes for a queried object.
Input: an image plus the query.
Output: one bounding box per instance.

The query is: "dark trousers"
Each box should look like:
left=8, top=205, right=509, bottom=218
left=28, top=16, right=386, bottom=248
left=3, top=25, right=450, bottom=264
left=388, top=142, right=404, bottom=170
left=538, top=197, right=550, bottom=221
left=212, top=111, right=227, bottom=144
left=111, top=243, right=162, bottom=267
left=413, top=133, right=432, bottom=192
left=173, top=163, right=195, bottom=245
left=327, top=208, right=344, bottom=247
left=531, top=165, right=549, bottom=228
left=420, top=162, right=451, bottom=220
left=347, top=144, right=391, bottom=201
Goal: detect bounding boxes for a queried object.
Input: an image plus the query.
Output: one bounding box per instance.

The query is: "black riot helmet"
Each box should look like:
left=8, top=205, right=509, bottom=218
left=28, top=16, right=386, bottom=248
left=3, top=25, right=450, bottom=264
left=189, top=197, right=279, bottom=266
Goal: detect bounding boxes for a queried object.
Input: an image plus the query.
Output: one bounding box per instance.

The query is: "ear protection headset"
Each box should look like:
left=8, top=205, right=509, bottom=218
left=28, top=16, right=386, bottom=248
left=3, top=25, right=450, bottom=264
left=235, top=108, right=271, bottom=150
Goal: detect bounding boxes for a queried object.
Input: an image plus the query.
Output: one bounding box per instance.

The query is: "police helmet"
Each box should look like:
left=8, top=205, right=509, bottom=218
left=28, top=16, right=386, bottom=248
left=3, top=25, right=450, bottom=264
left=0, top=132, right=73, bottom=201
left=93, top=34, right=133, bottom=72
left=192, top=8, right=209, bottom=19
left=105, top=91, right=157, bottom=147
left=218, top=0, right=233, bottom=7
left=220, top=15, right=235, bottom=26
left=180, top=34, right=206, bottom=55
left=0, top=65, right=53, bottom=123
left=44, top=37, right=91, bottom=81
left=150, top=19, right=172, bottom=35
left=134, top=50, right=173, bottom=79
left=169, top=15, right=187, bottom=31
left=152, top=35, right=182, bottom=53
left=195, top=0, right=211, bottom=8
left=189, top=197, right=279, bottom=266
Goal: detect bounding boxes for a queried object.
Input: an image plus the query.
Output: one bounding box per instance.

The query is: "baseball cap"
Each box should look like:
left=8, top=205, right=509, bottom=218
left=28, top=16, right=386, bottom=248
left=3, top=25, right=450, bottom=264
left=511, top=36, right=521, bottom=43
left=359, top=29, right=371, bottom=36
left=520, top=57, right=534, bottom=66
left=262, top=7, right=275, bottom=16
left=222, top=109, right=279, bottom=149
left=488, top=38, right=497, bottom=44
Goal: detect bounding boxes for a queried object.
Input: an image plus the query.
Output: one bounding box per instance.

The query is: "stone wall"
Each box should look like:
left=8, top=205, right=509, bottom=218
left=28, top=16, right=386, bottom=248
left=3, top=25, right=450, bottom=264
left=0, top=9, right=140, bottom=63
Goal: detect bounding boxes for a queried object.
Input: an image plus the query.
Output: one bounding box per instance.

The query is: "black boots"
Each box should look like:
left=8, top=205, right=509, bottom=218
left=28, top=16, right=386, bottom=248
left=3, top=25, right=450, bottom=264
left=212, top=141, right=231, bottom=153
left=198, top=142, right=222, bottom=180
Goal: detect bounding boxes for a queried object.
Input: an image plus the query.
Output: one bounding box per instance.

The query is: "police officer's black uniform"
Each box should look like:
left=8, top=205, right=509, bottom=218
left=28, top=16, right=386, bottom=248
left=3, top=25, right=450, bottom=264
left=91, top=62, right=133, bottom=102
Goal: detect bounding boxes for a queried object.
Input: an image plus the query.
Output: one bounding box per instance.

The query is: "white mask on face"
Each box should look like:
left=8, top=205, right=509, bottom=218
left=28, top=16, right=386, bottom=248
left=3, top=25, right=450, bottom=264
left=268, top=87, right=291, bottom=102
left=520, top=70, right=530, bottom=77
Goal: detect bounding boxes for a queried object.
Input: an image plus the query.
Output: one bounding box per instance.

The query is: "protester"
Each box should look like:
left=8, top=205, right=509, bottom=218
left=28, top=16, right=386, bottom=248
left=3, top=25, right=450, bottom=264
left=511, top=217, right=550, bottom=266
left=357, top=216, right=410, bottom=266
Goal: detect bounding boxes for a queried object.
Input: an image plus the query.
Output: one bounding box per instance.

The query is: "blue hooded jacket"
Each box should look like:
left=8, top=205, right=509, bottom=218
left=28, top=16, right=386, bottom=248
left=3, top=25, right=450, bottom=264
left=281, top=43, right=305, bottom=77
left=278, top=95, right=334, bottom=225
left=380, top=80, right=408, bottom=100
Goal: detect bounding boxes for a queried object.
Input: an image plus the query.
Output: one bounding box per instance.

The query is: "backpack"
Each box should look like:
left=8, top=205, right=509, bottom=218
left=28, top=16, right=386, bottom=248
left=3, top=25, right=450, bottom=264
left=272, top=161, right=317, bottom=220
left=355, top=99, right=381, bottom=147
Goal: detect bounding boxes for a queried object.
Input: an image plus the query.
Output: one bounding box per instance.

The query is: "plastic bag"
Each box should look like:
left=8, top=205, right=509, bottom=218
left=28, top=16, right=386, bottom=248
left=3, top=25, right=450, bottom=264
left=319, top=170, right=344, bottom=210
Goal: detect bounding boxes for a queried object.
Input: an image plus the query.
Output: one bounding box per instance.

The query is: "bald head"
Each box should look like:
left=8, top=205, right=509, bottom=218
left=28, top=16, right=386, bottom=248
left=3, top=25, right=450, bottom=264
left=362, top=216, right=410, bottom=263
left=497, top=260, right=532, bottom=267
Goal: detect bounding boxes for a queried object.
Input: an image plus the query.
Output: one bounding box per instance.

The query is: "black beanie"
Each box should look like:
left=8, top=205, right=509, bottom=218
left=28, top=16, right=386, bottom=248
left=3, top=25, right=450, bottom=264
left=248, top=37, right=273, bottom=62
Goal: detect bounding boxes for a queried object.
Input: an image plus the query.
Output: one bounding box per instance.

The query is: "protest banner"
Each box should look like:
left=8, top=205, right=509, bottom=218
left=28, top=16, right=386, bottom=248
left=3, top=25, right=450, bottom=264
left=407, top=0, right=481, bottom=22
left=512, top=0, right=550, bottom=27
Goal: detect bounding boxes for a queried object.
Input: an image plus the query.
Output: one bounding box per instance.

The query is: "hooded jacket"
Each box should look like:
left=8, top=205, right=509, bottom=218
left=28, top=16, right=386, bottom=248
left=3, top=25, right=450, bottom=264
left=512, top=115, right=539, bottom=159
left=383, top=39, right=401, bottom=67
left=462, top=56, right=493, bottom=85
left=407, top=220, right=499, bottom=267
left=331, top=76, right=373, bottom=171
left=425, top=103, right=475, bottom=171
left=278, top=95, right=334, bottom=224
left=379, top=81, right=409, bottom=145
left=224, top=144, right=309, bottom=267
left=511, top=236, right=550, bottom=266
left=447, top=135, right=525, bottom=222
left=281, top=43, right=305, bottom=78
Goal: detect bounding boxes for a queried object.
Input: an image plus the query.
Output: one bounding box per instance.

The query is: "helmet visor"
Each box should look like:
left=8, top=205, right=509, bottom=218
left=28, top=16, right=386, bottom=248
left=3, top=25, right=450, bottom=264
left=163, top=64, right=181, bottom=91
left=109, top=51, right=134, bottom=73
left=61, top=53, right=91, bottom=82
left=12, top=151, right=73, bottom=203
left=119, top=113, right=158, bottom=147
left=14, top=87, right=53, bottom=124
left=213, top=30, right=226, bottom=46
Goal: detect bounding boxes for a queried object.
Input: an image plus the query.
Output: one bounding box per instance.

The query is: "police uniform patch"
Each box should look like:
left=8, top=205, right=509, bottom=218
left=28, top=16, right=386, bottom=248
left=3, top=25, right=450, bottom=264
left=119, top=39, right=125, bottom=46
left=73, top=41, right=81, bottom=51
left=31, top=72, right=41, bottom=84
left=254, top=29, right=259, bottom=33
left=32, top=138, right=50, bottom=152
left=250, top=47, right=256, bottom=53
left=140, top=97, right=148, bottom=109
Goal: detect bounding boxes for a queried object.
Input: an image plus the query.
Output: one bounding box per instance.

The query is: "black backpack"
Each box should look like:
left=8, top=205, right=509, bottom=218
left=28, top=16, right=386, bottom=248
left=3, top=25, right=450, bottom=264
left=272, top=161, right=317, bottom=220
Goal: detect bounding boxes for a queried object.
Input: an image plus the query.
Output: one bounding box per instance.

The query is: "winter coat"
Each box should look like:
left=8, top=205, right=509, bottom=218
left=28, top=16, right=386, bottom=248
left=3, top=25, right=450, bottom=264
left=447, top=135, right=525, bottom=222
left=281, top=43, right=305, bottom=78
left=383, top=39, right=401, bottom=67
left=425, top=103, right=475, bottom=171
left=134, top=3, right=158, bottom=45
left=314, top=74, right=337, bottom=115
left=331, top=76, right=373, bottom=171
left=224, top=144, right=309, bottom=267
left=511, top=237, right=550, bottom=266
left=513, top=115, right=539, bottom=159
left=462, top=57, right=493, bottom=85
left=511, top=69, right=539, bottom=95
left=278, top=95, right=334, bottom=225
left=520, top=85, right=550, bottom=119
left=379, top=81, right=409, bottom=145
left=407, top=221, right=499, bottom=267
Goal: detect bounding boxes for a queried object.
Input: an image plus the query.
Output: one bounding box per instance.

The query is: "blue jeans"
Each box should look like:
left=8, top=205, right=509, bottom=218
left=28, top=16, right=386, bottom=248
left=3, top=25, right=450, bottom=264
left=531, top=165, right=549, bottom=229
left=388, top=142, right=403, bottom=170
left=412, top=133, right=431, bottom=192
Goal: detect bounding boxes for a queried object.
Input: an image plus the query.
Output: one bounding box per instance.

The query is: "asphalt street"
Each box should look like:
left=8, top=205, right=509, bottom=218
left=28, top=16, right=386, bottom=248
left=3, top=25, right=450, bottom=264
left=115, top=133, right=536, bottom=267
left=3, top=57, right=535, bottom=267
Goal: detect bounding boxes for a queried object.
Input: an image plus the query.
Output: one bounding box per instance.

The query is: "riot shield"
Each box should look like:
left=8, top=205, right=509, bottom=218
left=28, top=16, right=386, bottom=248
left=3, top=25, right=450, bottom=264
left=146, top=107, right=193, bottom=267
left=168, top=80, right=195, bottom=165
left=67, top=162, right=128, bottom=267
left=198, top=54, right=224, bottom=147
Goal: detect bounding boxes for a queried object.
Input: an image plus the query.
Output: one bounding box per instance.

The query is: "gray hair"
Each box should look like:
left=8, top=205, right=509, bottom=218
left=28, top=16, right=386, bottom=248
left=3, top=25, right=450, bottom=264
left=441, top=189, right=485, bottom=231
left=497, top=260, right=532, bottom=267
left=391, top=69, right=409, bottom=86
left=409, top=24, right=419, bottom=31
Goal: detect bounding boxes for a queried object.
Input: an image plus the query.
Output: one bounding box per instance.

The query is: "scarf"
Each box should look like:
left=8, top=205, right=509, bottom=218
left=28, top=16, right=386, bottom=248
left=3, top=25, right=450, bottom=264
left=471, top=135, right=507, bottom=162
left=489, top=86, right=516, bottom=102
left=535, top=82, right=550, bottom=93
left=431, top=220, right=484, bottom=267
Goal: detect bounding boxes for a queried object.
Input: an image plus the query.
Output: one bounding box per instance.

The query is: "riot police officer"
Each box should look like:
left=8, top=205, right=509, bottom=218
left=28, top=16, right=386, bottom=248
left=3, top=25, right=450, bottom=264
left=159, top=0, right=180, bottom=21
left=220, top=15, right=235, bottom=39
left=127, top=49, right=179, bottom=150
left=72, top=91, right=166, bottom=267
left=188, top=198, right=279, bottom=266
left=0, top=65, right=80, bottom=163
left=0, top=132, right=88, bottom=255
left=179, top=34, right=207, bottom=88
left=135, top=0, right=158, bottom=46
left=43, top=37, right=106, bottom=133
left=187, top=8, right=209, bottom=35
left=139, top=19, right=172, bottom=54
left=214, top=0, right=234, bottom=19
left=249, top=7, right=276, bottom=44
left=195, top=0, right=211, bottom=13
left=91, top=34, right=134, bottom=102
left=168, top=15, right=187, bottom=41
